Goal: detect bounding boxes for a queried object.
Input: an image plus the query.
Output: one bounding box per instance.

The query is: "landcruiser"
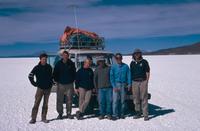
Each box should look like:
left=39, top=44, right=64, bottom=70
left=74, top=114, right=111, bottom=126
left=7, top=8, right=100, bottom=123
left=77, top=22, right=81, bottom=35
left=47, top=26, right=149, bottom=113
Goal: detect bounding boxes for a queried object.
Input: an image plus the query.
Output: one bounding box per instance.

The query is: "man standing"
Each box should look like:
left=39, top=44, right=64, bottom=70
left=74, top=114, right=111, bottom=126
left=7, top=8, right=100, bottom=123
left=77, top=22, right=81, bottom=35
left=94, top=57, right=112, bottom=120
left=75, top=59, right=94, bottom=120
left=53, top=51, right=76, bottom=119
left=28, top=53, right=53, bottom=124
left=110, top=53, right=131, bottom=120
left=130, top=49, right=150, bottom=121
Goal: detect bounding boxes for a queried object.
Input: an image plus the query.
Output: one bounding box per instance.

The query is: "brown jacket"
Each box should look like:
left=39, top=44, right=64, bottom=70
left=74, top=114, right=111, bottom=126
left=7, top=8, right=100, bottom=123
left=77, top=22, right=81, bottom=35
left=94, top=65, right=111, bottom=89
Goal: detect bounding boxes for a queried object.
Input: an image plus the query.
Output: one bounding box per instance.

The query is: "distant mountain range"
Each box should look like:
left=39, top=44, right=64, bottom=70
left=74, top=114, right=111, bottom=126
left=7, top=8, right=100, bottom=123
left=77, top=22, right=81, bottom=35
left=145, top=42, right=200, bottom=55
left=1, top=42, right=200, bottom=58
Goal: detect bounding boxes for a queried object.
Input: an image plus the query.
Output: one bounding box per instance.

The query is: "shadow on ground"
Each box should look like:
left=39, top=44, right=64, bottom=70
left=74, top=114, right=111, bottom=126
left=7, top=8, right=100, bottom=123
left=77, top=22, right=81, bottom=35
left=148, top=104, right=175, bottom=120
left=126, top=102, right=175, bottom=120
left=49, top=102, right=175, bottom=121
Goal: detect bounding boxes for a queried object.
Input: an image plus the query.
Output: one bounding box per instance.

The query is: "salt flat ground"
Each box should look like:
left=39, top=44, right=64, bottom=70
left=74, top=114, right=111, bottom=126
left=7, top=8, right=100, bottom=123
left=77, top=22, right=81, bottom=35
left=0, top=55, right=200, bottom=131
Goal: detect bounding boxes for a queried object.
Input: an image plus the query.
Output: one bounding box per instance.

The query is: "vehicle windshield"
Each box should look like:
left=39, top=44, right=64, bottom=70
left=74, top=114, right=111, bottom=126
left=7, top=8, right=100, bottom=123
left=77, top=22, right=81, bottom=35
left=47, top=53, right=114, bottom=70
left=77, top=53, right=113, bottom=69
left=47, top=55, right=60, bottom=68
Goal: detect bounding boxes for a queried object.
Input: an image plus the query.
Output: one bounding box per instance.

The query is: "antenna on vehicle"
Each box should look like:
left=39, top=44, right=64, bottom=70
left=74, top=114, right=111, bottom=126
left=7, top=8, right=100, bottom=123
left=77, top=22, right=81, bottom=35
left=68, top=4, right=80, bottom=51
left=74, top=5, right=80, bottom=51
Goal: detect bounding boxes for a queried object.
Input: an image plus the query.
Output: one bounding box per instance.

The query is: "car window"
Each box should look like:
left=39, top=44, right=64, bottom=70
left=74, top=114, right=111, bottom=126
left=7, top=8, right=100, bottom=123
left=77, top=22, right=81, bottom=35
left=48, top=53, right=114, bottom=70
left=48, top=55, right=60, bottom=68
left=48, top=54, right=76, bottom=67
left=77, top=53, right=113, bottom=69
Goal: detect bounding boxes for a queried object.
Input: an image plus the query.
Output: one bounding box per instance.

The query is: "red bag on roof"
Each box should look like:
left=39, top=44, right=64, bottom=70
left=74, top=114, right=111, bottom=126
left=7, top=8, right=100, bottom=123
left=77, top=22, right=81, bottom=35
left=60, top=26, right=99, bottom=45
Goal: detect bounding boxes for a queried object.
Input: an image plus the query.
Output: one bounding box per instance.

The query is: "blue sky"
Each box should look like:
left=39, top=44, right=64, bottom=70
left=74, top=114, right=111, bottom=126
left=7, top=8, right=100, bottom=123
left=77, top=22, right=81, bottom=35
left=0, top=0, right=200, bottom=56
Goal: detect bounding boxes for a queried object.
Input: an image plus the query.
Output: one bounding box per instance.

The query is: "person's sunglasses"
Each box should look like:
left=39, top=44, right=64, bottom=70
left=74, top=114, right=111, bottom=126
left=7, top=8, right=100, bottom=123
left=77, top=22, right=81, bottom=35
left=135, top=52, right=141, bottom=54
left=115, top=56, right=122, bottom=60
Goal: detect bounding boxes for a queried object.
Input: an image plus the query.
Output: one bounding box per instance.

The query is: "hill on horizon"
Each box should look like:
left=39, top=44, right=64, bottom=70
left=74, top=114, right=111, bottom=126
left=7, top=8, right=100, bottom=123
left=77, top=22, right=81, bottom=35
left=146, top=42, right=200, bottom=55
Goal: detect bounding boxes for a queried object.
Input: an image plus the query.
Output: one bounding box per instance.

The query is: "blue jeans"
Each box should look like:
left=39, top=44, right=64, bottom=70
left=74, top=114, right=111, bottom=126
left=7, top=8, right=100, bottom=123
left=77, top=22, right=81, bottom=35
left=98, top=87, right=112, bottom=116
left=112, top=83, right=126, bottom=117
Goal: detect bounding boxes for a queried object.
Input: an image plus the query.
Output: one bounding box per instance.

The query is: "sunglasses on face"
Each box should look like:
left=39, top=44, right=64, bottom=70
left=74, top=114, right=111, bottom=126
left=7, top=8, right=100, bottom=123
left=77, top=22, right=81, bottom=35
left=134, top=52, right=141, bottom=55
left=115, top=57, right=122, bottom=60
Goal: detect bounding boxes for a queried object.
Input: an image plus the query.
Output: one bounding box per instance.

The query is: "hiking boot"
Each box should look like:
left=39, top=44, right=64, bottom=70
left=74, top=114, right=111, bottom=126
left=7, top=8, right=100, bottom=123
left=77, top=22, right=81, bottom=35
left=133, top=115, right=141, bottom=119
left=29, top=119, right=36, bottom=124
left=98, top=115, right=105, bottom=120
left=120, top=115, right=125, bottom=119
left=133, top=112, right=142, bottom=119
left=76, top=111, right=84, bottom=120
left=57, top=114, right=63, bottom=120
left=42, top=119, right=49, bottom=123
left=106, top=115, right=112, bottom=120
left=76, top=111, right=80, bottom=119
left=67, top=114, right=74, bottom=119
left=112, top=116, right=119, bottom=121
left=144, top=116, right=149, bottom=121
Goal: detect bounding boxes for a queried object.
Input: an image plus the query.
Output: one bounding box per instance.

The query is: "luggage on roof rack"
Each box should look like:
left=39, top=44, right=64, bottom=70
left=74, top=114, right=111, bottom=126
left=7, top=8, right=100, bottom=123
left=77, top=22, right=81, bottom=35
left=60, top=26, right=105, bottom=50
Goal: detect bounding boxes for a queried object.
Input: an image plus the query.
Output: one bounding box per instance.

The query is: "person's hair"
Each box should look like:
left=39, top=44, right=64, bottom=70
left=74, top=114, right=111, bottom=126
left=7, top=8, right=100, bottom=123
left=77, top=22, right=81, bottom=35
left=97, top=60, right=106, bottom=66
left=39, top=53, right=48, bottom=59
left=87, top=55, right=93, bottom=61
left=115, top=53, right=122, bottom=59
left=84, top=58, right=90, bottom=63
left=63, top=50, right=69, bottom=56
left=83, top=58, right=91, bottom=67
left=64, top=26, right=71, bottom=32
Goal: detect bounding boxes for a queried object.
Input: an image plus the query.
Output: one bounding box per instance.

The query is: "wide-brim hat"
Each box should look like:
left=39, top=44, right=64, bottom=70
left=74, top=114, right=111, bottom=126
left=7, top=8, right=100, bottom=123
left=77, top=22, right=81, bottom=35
left=133, top=49, right=142, bottom=54
left=96, top=56, right=105, bottom=62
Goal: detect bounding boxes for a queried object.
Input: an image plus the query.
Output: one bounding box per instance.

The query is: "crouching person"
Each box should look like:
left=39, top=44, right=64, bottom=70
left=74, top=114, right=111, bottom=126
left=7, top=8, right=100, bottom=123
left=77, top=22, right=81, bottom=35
left=75, top=59, right=94, bottom=120
left=28, top=53, right=53, bottom=124
left=94, top=58, right=112, bottom=120
left=110, top=53, right=131, bottom=120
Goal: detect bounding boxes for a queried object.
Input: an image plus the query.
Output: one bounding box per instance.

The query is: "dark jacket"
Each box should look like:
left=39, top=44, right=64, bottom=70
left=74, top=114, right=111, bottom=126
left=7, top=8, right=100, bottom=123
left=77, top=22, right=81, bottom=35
left=130, top=59, right=150, bottom=81
left=53, top=59, right=76, bottom=84
left=94, top=65, right=111, bottom=89
left=75, top=67, right=94, bottom=90
left=28, top=63, right=53, bottom=89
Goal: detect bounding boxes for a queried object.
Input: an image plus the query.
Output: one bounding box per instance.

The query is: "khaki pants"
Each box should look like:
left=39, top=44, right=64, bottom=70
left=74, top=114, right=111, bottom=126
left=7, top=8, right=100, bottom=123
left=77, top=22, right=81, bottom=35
left=132, top=80, right=148, bottom=117
left=31, top=88, right=51, bottom=120
left=56, top=83, right=74, bottom=115
left=79, top=88, right=92, bottom=113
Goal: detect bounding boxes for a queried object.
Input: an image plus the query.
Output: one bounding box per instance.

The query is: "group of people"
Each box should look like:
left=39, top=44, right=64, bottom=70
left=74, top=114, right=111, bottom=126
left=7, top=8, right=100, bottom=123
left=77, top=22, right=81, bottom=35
left=28, top=49, right=150, bottom=124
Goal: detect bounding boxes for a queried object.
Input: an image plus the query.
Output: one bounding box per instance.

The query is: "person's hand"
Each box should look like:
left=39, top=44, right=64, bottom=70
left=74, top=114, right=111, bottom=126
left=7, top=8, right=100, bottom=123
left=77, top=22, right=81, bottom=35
left=74, top=89, right=79, bottom=95
left=113, top=88, right=120, bottom=92
left=32, top=82, right=37, bottom=87
left=145, top=80, right=149, bottom=85
left=54, top=82, right=58, bottom=86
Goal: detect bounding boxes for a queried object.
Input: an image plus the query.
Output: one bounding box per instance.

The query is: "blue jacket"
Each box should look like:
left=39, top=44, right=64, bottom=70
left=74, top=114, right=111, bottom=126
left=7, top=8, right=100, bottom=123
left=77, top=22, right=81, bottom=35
left=110, top=63, right=131, bottom=88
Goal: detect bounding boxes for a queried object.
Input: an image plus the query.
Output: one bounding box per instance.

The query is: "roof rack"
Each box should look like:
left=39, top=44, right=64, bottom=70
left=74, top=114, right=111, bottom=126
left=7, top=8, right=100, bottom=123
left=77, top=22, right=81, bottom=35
left=60, top=45, right=105, bottom=50
left=60, top=36, right=105, bottom=50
